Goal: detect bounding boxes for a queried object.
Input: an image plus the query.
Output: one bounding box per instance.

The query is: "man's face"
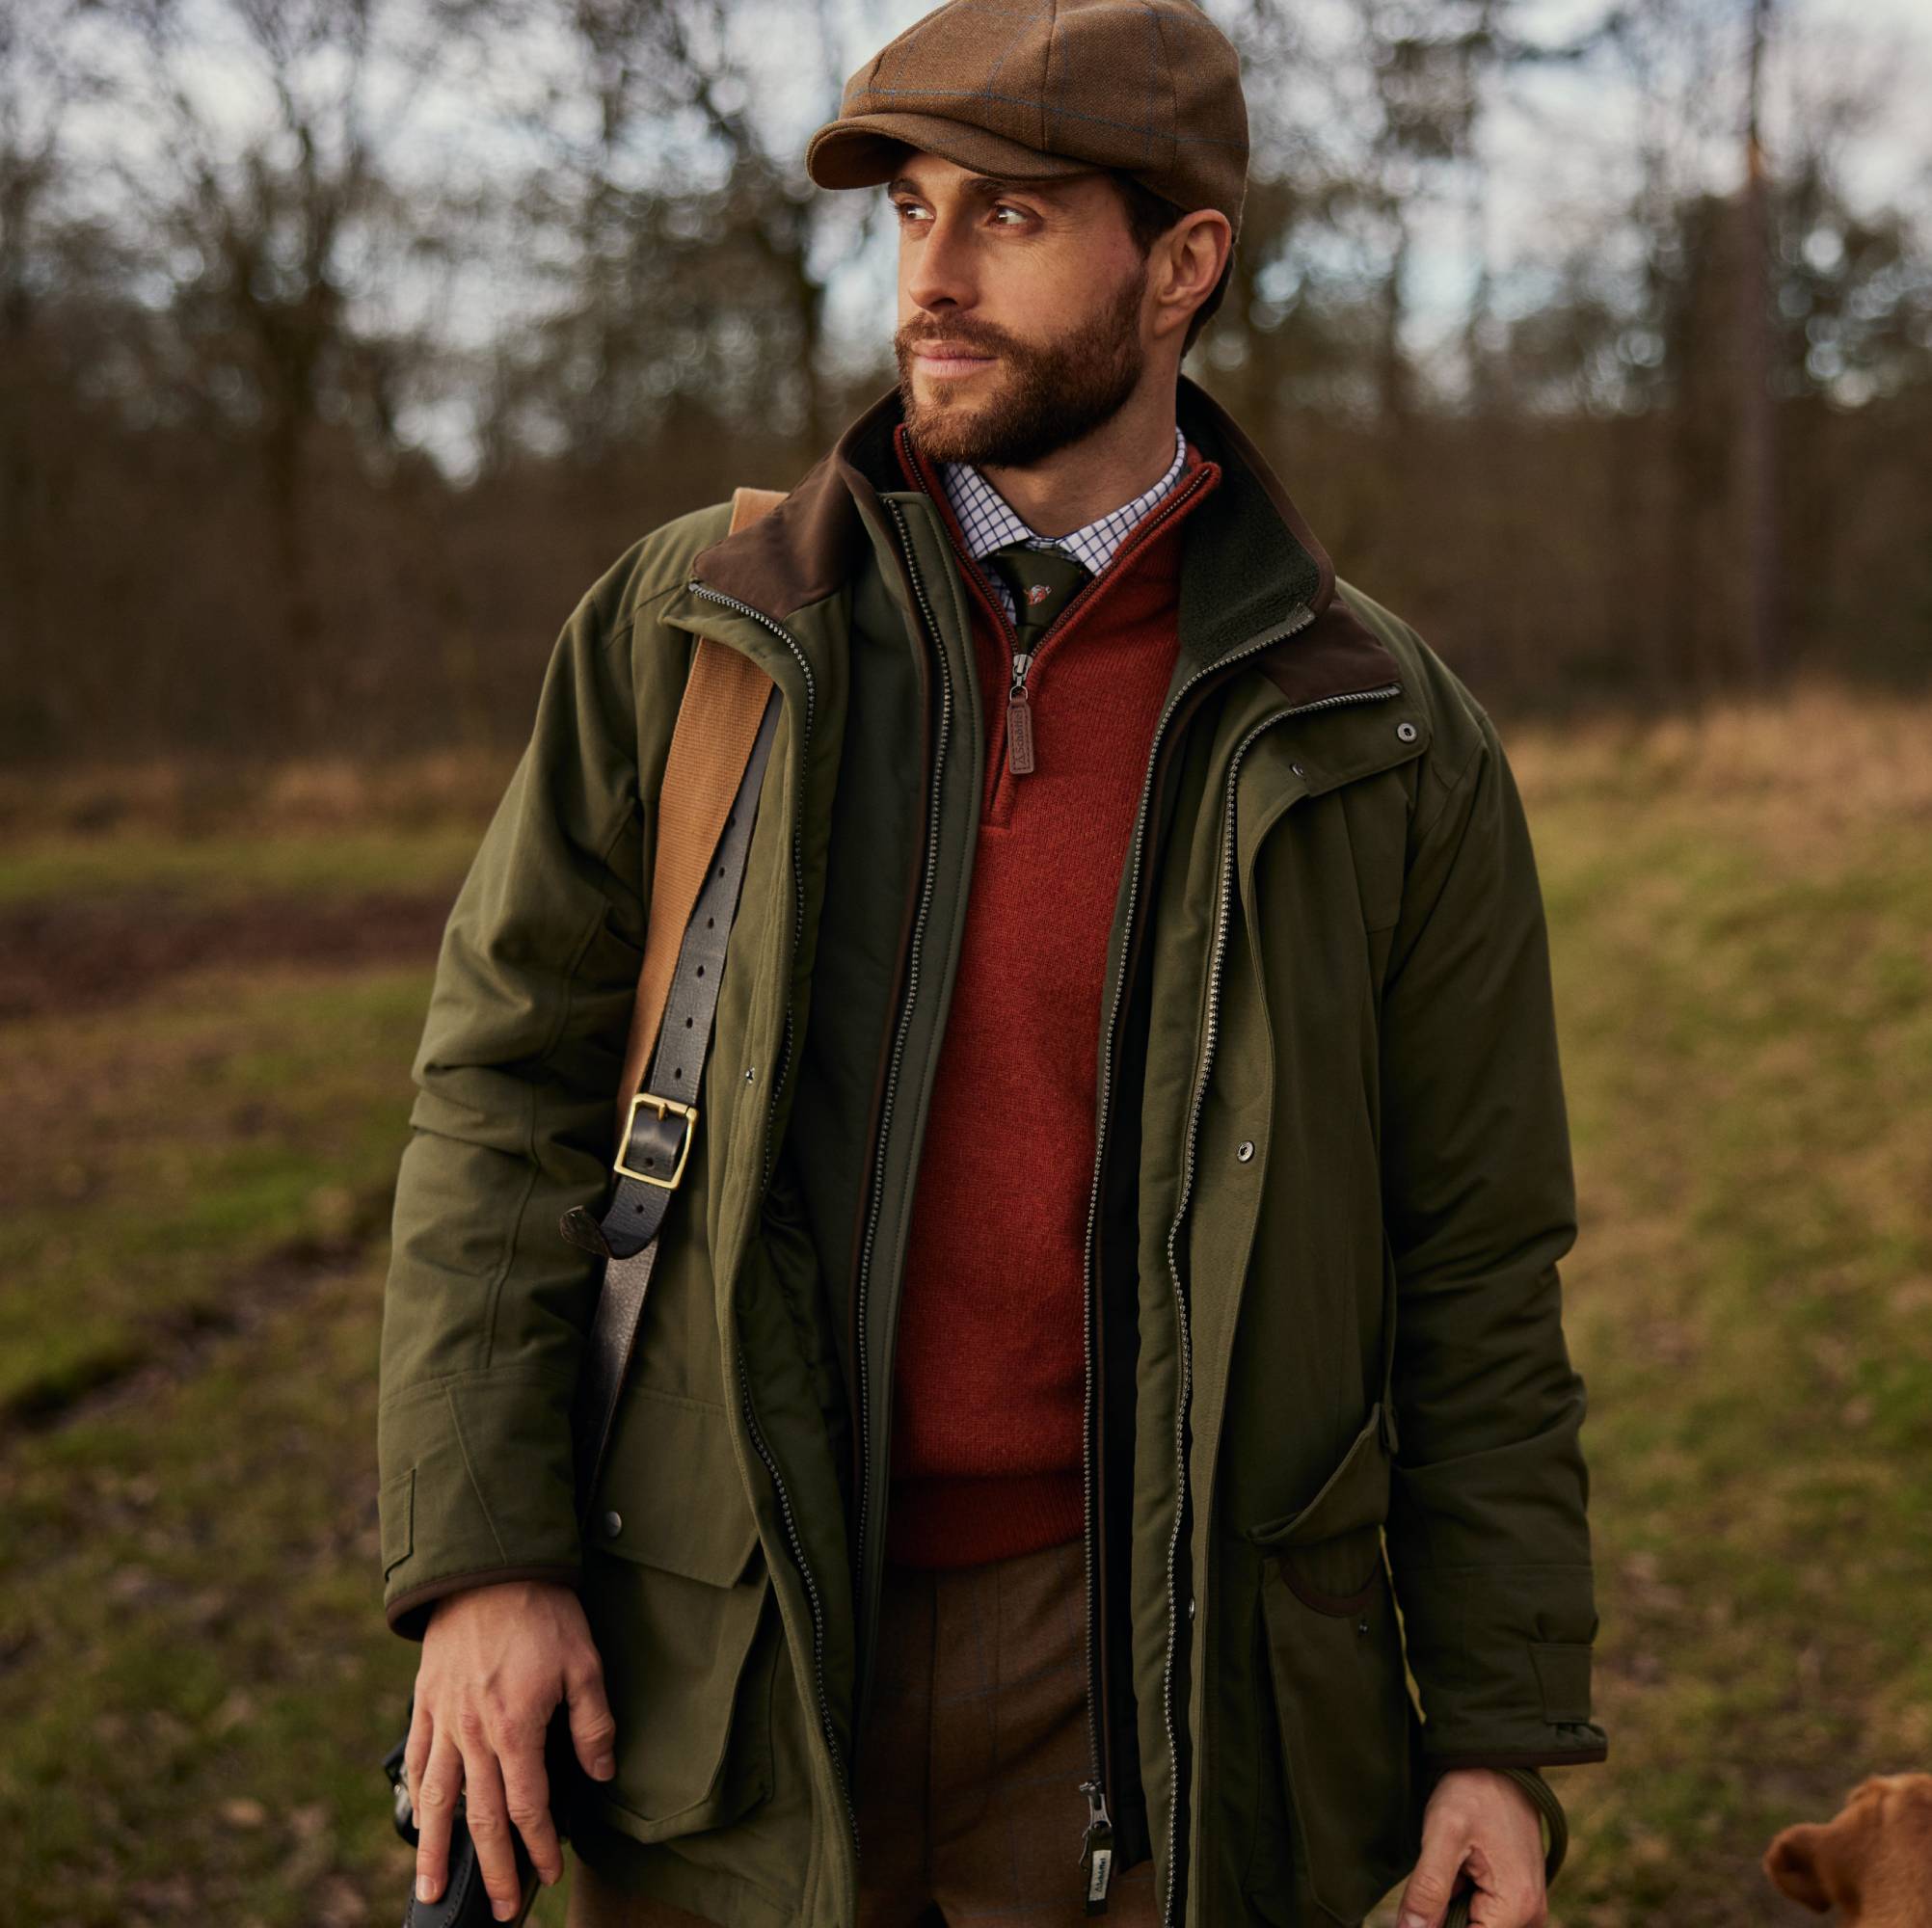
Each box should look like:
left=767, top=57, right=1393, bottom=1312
left=889, top=151, right=1151, bottom=468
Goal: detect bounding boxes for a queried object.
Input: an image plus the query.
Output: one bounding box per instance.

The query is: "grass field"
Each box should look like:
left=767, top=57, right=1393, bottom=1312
left=2, top=684, right=1927, bottom=1926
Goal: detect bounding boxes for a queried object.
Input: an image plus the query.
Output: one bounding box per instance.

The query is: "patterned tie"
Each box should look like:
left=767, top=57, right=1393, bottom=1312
left=982, top=540, right=1091, bottom=778
left=985, top=539, right=1092, bottom=655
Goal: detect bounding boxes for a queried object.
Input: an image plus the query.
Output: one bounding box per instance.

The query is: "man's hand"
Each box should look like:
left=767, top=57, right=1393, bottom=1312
left=404, top=1579, right=618, bottom=1922
left=1395, top=1768, right=1547, bottom=1928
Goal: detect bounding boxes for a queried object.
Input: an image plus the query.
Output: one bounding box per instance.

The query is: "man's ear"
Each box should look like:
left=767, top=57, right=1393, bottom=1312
left=1764, top=1823, right=1835, bottom=1913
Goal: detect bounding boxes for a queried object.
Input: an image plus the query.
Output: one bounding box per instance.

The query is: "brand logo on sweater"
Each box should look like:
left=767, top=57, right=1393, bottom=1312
left=1028, top=583, right=1052, bottom=605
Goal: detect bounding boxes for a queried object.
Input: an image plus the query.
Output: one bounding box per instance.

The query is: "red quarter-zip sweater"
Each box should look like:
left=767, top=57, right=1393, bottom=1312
left=883, top=421, right=1223, bottom=1568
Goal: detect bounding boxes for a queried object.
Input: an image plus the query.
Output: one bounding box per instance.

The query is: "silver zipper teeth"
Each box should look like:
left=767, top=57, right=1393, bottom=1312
left=1151, top=676, right=1398, bottom=1915
left=685, top=580, right=858, bottom=1863
left=848, top=496, right=954, bottom=1610
left=1155, top=677, right=1402, bottom=1928
left=1074, top=579, right=1388, bottom=1897
left=1066, top=465, right=1234, bottom=1869
left=736, top=1348, right=857, bottom=1848
left=686, top=582, right=815, bottom=1198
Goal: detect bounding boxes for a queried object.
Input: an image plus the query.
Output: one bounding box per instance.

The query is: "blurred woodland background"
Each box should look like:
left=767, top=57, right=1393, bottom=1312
left=4, top=0, right=1930, bottom=767
left=3, top=2, right=1930, bottom=1925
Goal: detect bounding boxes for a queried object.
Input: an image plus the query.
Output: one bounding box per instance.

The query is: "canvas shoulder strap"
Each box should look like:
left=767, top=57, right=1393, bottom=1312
left=559, top=483, right=788, bottom=1507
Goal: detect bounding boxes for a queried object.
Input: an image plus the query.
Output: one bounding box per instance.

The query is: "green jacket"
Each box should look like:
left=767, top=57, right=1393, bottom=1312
left=377, top=373, right=1609, bottom=1928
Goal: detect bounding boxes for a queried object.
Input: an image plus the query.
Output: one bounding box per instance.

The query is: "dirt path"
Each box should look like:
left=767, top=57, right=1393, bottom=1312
left=0, top=890, right=455, bottom=1021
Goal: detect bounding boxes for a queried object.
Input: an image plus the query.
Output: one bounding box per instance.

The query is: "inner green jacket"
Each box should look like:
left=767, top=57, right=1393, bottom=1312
left=376, top=373, right=1609, bottom=1928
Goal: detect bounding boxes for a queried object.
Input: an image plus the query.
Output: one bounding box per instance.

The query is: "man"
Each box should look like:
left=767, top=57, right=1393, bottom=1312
left=377, top=2, right=1610, bottom=1925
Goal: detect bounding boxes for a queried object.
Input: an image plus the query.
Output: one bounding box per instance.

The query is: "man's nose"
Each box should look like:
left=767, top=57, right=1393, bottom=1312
left=904, top=210, right=979, bottom=313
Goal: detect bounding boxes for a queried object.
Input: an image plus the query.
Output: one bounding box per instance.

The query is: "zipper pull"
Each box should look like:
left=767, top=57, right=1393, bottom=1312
left=1078, top=1777, right=1114, bottom=1913
left=1007, top=653, right=1036, bottom=777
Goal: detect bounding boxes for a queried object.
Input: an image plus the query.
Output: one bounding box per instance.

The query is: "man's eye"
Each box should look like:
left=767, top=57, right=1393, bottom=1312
left=895, top=201, right=928, bottom=223
left=992, top=205, right=1028, bottom=225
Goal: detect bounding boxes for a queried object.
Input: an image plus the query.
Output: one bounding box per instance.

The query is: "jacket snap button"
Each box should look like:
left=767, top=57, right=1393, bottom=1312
left=1236, top=1139, right=1255, bottom=1163
left=1356, top=1616, right=1370, bottom=1635
left=1395, top=720, right=1418, bottom=742
left=1188, top=1596, right=1197, bottom=1620
left=601, top=1510, right=623, bottom=1539
left=1290, top=762, right=1305, bottom=777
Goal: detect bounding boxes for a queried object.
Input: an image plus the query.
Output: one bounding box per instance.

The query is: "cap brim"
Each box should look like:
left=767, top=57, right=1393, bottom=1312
left=805, top=111, right=1096, bottom=191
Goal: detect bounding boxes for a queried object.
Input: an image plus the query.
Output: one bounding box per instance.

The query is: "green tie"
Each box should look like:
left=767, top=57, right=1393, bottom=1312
left=985, top=539, right=1092, bottom=656
left=982, top=540, right=1091, bottom=779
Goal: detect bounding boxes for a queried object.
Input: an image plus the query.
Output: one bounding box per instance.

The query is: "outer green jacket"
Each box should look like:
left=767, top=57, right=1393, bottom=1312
left=377, top=373, right=1609, bottom=1928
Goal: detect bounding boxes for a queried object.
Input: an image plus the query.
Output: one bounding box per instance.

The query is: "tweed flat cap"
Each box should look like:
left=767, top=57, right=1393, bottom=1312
left=804, top=0, right=1248, bottom=244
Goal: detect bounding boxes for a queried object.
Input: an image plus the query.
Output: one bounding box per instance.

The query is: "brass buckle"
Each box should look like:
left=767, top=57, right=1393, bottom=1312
left=614, top=1092, right=698, bottom=1189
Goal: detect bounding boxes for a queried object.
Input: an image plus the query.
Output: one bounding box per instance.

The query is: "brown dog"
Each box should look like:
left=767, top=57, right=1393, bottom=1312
left=1764, top=1773, right=1932, bottom=1922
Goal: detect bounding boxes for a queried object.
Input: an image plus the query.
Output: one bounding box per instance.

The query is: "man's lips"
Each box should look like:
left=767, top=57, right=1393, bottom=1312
left=911, top=343, right=998, bottom=377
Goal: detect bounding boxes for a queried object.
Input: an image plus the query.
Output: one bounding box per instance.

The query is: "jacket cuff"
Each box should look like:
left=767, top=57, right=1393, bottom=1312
left=377, top=1369, right=582, bottom=1639
left=1422, top=1731, right=1610, bottom=1773
left=1397, top=1563, right=1608, bottom=1764
left=385, top=1563, right=584, bottom=1643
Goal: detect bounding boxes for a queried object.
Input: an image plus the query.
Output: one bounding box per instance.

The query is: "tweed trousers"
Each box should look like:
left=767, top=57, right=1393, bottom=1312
left=567, top=1533, right=1162, bottom=1926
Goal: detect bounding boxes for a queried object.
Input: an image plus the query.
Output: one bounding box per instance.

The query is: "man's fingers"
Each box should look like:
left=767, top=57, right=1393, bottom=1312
left=413, top=1727, right=464, bottom=1906
left=497, top=1712, right=563, bottom=1888
left=454, top=1721, right=525, bottom=1923
left=402, top=1699, right=434, bottom=1831
left=565, top=1649, right=619, bottom=1781
left=1396, top=1825, right=1469, bottom=1928
left=1465, top=1878, right=1544, bottom=1928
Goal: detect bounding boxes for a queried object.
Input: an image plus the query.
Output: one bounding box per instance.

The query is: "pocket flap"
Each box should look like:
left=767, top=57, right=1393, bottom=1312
left=590, top=1386, right=761, bottom=1587
left=1244, top=1402, right=1391, bottom=1549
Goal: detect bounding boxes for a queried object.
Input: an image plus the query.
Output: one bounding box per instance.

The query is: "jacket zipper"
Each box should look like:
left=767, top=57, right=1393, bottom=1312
left=684, top=580, right=860, bottom=1871
left=735, top=1348, right=857, bottom=1854
left=1155, top=680, right=1403, bottom=1928
left=1078, top=585, right=1403, bottom=1912
left=1074, top=603, right=1315, bottom=1910
left=847, top=497, right=955, bottom=1676
left=858, top=460, right=1219, bottom=1911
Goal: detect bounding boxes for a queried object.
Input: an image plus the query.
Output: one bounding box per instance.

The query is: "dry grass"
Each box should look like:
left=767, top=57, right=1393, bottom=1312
left=5, top=680, right=1930, bottom=1926
left=1510, top=676, right=1932, bottom=845
left=0, top=748, right=517, bottom=841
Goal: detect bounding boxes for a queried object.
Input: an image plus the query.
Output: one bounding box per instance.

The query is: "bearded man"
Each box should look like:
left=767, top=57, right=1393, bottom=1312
left=376, top=3, right=1611, bottom=1925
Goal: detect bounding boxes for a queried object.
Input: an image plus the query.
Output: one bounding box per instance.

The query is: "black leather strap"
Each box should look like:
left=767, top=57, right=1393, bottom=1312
left=560, top=683, right=783, bottom=1513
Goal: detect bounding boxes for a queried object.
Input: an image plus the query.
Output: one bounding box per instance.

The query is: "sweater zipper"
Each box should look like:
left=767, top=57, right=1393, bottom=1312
left=684, top=580, right=859, bottom=1872
left=848, top=497, right=955, bottom=1695
left=994, top=462, right=1215, bottom=782
left=1155, top=679, right=1402, bottom=1928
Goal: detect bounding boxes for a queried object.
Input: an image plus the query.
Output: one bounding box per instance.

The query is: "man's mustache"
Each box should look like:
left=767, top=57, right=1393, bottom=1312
left=898, top=326, right=1016, bottom=356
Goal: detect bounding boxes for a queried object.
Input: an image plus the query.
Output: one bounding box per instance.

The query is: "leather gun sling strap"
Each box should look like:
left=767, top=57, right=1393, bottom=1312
left=560, top=485, right=789, bottom=1513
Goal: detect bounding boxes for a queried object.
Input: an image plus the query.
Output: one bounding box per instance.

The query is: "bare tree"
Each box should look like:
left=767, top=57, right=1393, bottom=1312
left=477, top=0, right=852, bottom=471
left=1738, top=0, right=1781, bottom=687
left=101, top=0, right=429, bottom=677
left=0, top=0, right=105, bottom=736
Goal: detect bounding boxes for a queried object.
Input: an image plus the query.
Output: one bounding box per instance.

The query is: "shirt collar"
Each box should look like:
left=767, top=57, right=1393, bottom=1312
left=937, top=423, right=1190, bottom=591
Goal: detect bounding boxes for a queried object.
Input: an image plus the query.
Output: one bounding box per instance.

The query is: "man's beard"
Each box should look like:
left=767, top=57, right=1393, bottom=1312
left=895, top=261, right=1148, bottom=469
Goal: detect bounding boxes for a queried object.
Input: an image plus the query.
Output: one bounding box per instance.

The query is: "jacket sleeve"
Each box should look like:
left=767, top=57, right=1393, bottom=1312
left=1377, top=700, right=1610, bottom=1773
left=375, top=554, right=690, bottom=1641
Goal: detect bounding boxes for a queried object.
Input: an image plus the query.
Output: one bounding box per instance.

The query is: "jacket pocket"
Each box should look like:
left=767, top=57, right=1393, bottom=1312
left=578, top=1384, right=777, bottom=1843
left=1244, top=1403, right=1422, bottom=1925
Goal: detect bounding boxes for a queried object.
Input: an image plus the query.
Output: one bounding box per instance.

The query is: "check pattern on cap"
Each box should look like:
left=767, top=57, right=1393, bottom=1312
left=805, top=0, right=1248, bottom=242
